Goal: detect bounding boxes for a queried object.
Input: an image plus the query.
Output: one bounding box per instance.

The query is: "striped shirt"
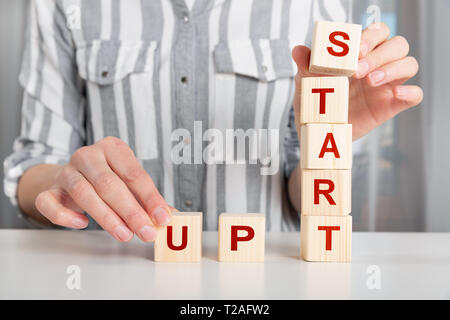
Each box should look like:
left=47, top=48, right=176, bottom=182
left=3, top=0, right=350, bottom=231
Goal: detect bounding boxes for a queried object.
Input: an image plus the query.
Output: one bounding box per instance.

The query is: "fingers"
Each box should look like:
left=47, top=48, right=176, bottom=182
left=292, top=45, right=311, bottom=76
left=366, top=56, right=419, bottom=87
left=359, top=22, right=390, bottom=58
left=292, top=45, right=325, bottom=77
left=292, top=45, right=323, bottom=131
left=355, top=35, right=409, bottom=79
left=98, top=137, right=171, bottom=227
left=393, top=85, right=424, bottom=110
left=58, top=165, right=134, bottom=241
left=35, top=189, right=89, bottom=229
left=70, top=144, right=157, bottom=242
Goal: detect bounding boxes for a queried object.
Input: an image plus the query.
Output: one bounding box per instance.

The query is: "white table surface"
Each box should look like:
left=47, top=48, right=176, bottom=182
left=0, top=230, right=449, bottom=299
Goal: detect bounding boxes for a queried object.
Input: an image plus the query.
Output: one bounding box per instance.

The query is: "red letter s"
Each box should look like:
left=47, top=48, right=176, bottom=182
left=327, top=31, right=350, bottom=57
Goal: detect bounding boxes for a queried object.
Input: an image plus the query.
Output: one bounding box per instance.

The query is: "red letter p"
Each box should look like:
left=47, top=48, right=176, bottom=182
left=231, top=226, right=255, bottom=251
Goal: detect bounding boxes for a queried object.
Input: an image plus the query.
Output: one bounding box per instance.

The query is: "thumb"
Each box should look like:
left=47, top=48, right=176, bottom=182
left=292, top=45, right=313, bottom=77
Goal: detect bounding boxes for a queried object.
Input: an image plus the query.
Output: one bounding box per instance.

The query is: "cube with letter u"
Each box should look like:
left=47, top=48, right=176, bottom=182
left=154, top=212, right=202, bottom=262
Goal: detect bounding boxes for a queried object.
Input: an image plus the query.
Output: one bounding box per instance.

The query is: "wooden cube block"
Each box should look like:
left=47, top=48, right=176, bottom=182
left=309, top=21, right=362, bottom=76
left=301, top=169, right=351, bottom=216
left=218, top=213, right=265, bottom=262
left=300, top=215, right=352, bottom=262
left=300, top=123, right=352, bottom=169
left=154, top=212, right=202, bottom=262
left=300, top=76, right=349, bottom=124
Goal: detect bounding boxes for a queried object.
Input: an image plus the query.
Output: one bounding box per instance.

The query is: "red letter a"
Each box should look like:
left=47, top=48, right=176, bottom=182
left=318, top=133, right=340, bottom=158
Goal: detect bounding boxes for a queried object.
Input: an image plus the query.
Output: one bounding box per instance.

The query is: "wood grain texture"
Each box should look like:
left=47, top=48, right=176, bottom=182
left=300, top=76, right=349, bottom=124
left=300, top=123, right=352, bottom=169
left=309, top=21, right=362, bottom=76
left=301, top=169, right=351, bottom=216
left=300, top=215, right=352, bottom=262
left=218, top=213, right=265, bottom=262
left=154, top=212, right=202, bottom=262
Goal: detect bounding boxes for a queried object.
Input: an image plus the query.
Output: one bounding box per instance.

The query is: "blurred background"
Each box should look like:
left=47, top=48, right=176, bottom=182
left=0, top=0, right=449, bottom=231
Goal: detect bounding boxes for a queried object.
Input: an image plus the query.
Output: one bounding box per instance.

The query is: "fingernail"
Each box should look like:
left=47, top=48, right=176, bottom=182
left=356, top=61, right=369, bottom=78
left=368, top=70, right=385, bottom=86
left=360, top=42, right=368, bottom=57
left=153, top=207, right=171, bottom=225
left=114, top=225, right=133, bottom=242
left=395, top=86, right=410, bottom=99
left=72, top=217, right=88, bottom=229
left=138, top=225, right=157, bottom=242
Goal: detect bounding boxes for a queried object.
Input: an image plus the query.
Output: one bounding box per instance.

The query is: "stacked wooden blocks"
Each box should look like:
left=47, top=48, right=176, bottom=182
left=152, top=21, right=362, bottom=264
left=300, top=21, right=361, bottom=262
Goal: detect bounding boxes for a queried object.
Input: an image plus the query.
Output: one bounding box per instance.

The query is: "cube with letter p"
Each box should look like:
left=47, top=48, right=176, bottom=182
left=218, top=213, right=265, bottom=262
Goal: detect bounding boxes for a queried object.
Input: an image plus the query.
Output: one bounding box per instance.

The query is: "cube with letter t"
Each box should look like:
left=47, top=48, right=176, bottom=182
left=300, top=76, right=349, bottom=124
left=300, top=215, right=352, bottom=262
left=309, top=21, right=362, bottom=76
left=218, top=213, right=265, bottom=262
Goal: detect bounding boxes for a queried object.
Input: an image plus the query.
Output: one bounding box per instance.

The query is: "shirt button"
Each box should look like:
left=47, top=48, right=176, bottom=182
left=101, top=70, right=109, bottom=78
left=184, top=199, right=192, bottom=207
left=181, top=76, right=188, bottom=84
left=183, top=15, right=189, bottom=23
left=261, top=65, right=268, bottom=72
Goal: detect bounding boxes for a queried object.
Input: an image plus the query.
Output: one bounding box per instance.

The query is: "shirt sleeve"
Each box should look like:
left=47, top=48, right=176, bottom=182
left=3, top=0, right=85, bottom=209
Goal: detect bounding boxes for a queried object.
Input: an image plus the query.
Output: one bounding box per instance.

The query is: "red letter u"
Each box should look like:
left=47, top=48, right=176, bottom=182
left=167, top=226, right=188, bottom=251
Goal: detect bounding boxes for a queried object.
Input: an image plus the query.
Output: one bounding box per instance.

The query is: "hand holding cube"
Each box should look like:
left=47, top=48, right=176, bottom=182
left=293, top=21, right=422, bottom=140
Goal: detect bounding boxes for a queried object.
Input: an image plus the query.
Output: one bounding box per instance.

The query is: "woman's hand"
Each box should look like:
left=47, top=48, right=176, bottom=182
left=33, top=137, right=173, bottom=242
left=292, top=22, right=423, bottom=140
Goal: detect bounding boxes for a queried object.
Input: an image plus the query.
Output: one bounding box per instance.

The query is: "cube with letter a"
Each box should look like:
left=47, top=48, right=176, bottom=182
left=309, top=21, right=362, bottom=76
left=154, top=212, right=202, bottom=262
left=300, top=76, right=349, bottom=124
left=218, top=213, right=265, bottom=262
left=300, top=215, right=352, bottom=262
left=301, top=169, right=351, bottom=216
left=300, top=123, right=352, bottom=169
